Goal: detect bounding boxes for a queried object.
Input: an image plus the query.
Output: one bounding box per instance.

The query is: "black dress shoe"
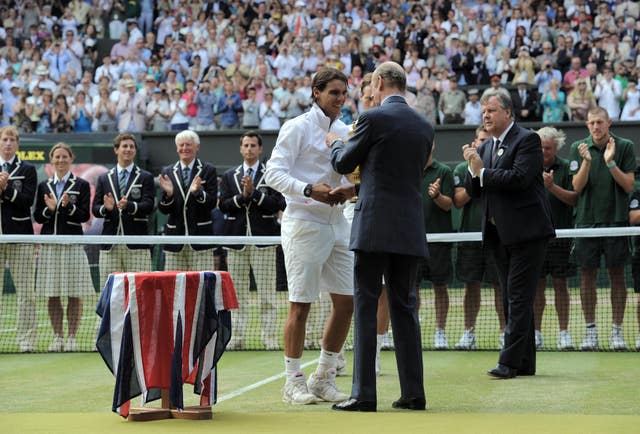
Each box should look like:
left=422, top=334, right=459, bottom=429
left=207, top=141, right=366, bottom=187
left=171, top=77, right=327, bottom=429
left=332, top=398, right=376, bottom=412
left=487, top=363, right=517, bottom=379
left=392, top=397, right=426, bottom=410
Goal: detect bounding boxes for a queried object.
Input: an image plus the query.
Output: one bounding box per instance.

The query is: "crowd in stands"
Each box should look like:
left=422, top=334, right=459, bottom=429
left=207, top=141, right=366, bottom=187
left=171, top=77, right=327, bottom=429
left=1, top=0, right=640, bottom=133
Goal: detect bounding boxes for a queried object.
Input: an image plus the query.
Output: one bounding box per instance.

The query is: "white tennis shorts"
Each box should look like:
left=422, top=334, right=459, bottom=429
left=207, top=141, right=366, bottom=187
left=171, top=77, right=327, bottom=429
left=281, top=214, right=354, bottom=303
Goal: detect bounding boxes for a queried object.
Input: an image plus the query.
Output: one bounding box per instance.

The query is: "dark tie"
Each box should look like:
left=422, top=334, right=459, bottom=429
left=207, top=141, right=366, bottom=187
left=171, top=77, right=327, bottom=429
left=182, top=166, right=191, bottom=189
left=520, top=90, right=526, bottom=103
left=2, top=162, right=9, bottom=173
left=492, top=139, right=501, bottom=166
left=119, top=170, right=128, bottom=196
left=246, top=167, right=254, bottom=181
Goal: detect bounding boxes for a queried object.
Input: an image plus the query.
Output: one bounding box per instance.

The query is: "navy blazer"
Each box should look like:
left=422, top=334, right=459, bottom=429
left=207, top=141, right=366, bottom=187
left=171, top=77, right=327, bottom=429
left=0, top=158, right=36, bottom=235
left=218, top=162, right=285, bottom=248
left=34, top=175, right=90, bottom=235
left=158, top=158, right=218, bottom=252
left=465, top=123, right=555, bottom=245
left=331, top=95, right=433, bottom=257
left=92, top=165, right=156, bottom=250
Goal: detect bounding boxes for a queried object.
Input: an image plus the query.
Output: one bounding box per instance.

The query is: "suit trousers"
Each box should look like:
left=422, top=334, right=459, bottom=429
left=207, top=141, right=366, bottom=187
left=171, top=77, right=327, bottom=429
left=0, top=244, right=36, bottom=349
left=485, top=223, right=548, bottom=373
left=99, top=244, right=152, bottom=289
left=225, top=245, right=278, bottom=341
left=351, top=251, right=424, bottom=402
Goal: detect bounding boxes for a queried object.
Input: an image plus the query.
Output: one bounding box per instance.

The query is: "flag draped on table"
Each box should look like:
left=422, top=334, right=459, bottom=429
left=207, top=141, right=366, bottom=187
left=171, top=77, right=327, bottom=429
left=96, top=271, right=238, bottom=418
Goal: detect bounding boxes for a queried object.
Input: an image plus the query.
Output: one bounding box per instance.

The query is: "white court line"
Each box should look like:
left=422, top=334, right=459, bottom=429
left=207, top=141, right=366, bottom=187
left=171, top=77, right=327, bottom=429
left=217, top=357, right=320, bottom=403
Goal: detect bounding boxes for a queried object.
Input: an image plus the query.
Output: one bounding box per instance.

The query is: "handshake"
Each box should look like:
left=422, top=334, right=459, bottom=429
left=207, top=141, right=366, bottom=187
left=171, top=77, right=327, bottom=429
left=306, top=183, right=356, bottom=206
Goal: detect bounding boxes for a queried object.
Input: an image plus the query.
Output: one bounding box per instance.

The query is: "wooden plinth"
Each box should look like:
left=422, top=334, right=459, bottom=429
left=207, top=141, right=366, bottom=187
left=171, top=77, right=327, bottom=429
left=127, top=389, right=212, bottom=422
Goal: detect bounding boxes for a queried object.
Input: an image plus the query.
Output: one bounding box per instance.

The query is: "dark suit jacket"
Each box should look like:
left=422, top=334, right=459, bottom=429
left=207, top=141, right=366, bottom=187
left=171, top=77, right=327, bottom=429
left=218, top=162, right=285, bottom=248
left=464, top=123, right=555, bottom=245
left=158, top=158, right=218, bottom=252
left=0, top=158, right=36, bottom=235
left=511, top=88, right=539, bottom=122
left=331, top=95, right=432, bottom=257
left=34, top=175, right=90, bottom=235
left=92, top=165, right=155, bottom=249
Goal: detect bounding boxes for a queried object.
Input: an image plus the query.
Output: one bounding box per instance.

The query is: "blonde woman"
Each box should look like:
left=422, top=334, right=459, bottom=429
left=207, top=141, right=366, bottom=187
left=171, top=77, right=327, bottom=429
left=567, top=78, right=597, bottom=121
left=34, top=143, right=93, bottom=352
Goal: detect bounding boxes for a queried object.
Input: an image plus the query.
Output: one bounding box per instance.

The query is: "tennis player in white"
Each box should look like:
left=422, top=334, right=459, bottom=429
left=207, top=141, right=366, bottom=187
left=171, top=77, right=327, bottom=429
left=265, top=67, right=356, bottom=405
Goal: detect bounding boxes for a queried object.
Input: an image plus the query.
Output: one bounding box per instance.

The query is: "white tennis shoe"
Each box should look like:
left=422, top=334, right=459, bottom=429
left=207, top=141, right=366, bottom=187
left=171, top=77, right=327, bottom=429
left=283, top=372, right=317, bottom=405
left=307, top=368, right=349, bottom=402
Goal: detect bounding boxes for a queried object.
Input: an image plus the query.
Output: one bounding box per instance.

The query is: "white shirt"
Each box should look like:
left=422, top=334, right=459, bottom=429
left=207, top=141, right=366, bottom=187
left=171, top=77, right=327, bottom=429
left=462, top=100, right=483, bottom=125
left=594, top=79, right=623, bottom=121
left=265, top=104, right=350, bottom=224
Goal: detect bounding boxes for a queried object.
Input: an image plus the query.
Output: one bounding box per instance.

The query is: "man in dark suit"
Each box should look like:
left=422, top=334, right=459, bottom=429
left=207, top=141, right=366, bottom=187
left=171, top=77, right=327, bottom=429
left=463, top=88, right=555, bottom=379
left=511, top=78, right=539, bottom=122
left=158, top=130, right=218, bottom=271
left=328, top=62, right=432, bottom=412
left=0, top=126, right=37, bottom=352
left=219, top=131, right=286, bottom=350
left=92, top=133, right=156, bottom=286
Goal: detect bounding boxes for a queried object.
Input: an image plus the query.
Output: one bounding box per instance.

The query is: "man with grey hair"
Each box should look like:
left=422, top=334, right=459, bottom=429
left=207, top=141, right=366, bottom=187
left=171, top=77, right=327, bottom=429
left=534, top=127, right=578, bottom=350
left=158, top=130, right=218, bottom=271
left=463, top=87, right=554, bottom=379
left=328, top=61, right=432, bottom=411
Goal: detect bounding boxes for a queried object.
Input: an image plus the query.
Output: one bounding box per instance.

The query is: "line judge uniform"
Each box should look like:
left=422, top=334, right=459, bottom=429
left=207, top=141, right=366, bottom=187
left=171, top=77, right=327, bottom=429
left=34, top=172, right=93, bottom=298
left=0, top=157, right=37, bottom=352
left=158, top=158, right=218, bottom=271
left=92, top=164, right=155, bottom=285
left=218, top=161, right=286, bottom=348
left=465, top=121, right=554, bottom=375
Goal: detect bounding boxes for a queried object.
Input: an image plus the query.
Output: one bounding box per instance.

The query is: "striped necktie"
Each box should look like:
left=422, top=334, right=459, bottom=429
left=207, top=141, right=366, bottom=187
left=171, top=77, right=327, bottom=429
left=2, top=162, right=9, bottom=173
left=119, top=170, right=128, bottom=196
left=246, top=167, right=254, bottom=181
left=182, top=166, right=191, bottom=189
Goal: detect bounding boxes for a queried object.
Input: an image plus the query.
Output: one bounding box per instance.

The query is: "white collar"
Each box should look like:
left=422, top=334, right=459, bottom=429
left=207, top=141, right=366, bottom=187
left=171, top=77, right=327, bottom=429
left=0, top=156, right=15, bottom=166
left=117, top=163, right=134, bottom=174
left=54, top=171, right=71, bottom=184
left=243, top=161, right=259, bottom=173
left=494, top=121, right=515, bottom=145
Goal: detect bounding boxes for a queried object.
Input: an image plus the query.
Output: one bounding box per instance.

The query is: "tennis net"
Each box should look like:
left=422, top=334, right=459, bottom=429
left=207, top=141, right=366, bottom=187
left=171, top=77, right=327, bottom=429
left=0, top=228, right=638, bottom=353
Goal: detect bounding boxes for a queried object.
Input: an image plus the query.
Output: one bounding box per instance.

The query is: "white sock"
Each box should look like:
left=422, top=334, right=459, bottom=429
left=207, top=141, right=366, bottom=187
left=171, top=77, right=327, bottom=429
left=316, top=348, right=338, bottom=373
left=376, top=334, right=384, bottom=352
left=285, top=356, right=302, bottom=379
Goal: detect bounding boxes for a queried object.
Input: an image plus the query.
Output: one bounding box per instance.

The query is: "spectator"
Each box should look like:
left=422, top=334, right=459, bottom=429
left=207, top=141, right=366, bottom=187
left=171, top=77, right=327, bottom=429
left=93, top=86, right=117, bottom=132
left=168, top=88, right=189, bottom=131
left=190, top=81, right=215, bottom=131
left=94, top=55, right=120, bottom=85
left=511, top=77, right=539, bottom=122
left=116, top=79, right=146, bottom=132
left=34, top=142, right=92, bottom=353
left=51, top=94, right=73, bottom=133
left=439, top=74, right=466, bottom=124
left=259, top=90, right=282, bottom=130
left=594, top=67, right=623, bottom=120
left=512, top=46, right=536, bottom=85
left=216, top=80, right=243, bottom=129
left=621, top=80, right=640, bottom=121
left=12, top=90, right=32, bottom=133
left=569, top=107, right=636, bottom=350
left=35, top=89, right=54, bottom=133
left=110, top=32, right=131, bottom=60
left=563, top=56, right=589, bottom=94
left=567, top=77, right=597, bottom=121
left=72, top=90, right=93, bottom=132
left=242, top=86, right=260, bottom=129
left=534, top=127, right=578, bottom=350
left=535, top=59, right=563, bottom=95
left=540, top=78, right=566, bottom=123
left=146, top=87, right=170, bottom=132
left=462, top=88, right=482, bottom=125
left=414, top=67, right=437, bottom=126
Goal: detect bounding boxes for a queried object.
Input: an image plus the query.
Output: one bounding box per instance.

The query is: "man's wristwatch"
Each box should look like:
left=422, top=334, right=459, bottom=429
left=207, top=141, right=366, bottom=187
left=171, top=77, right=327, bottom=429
left=303, top=183, right=313, bottom=197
